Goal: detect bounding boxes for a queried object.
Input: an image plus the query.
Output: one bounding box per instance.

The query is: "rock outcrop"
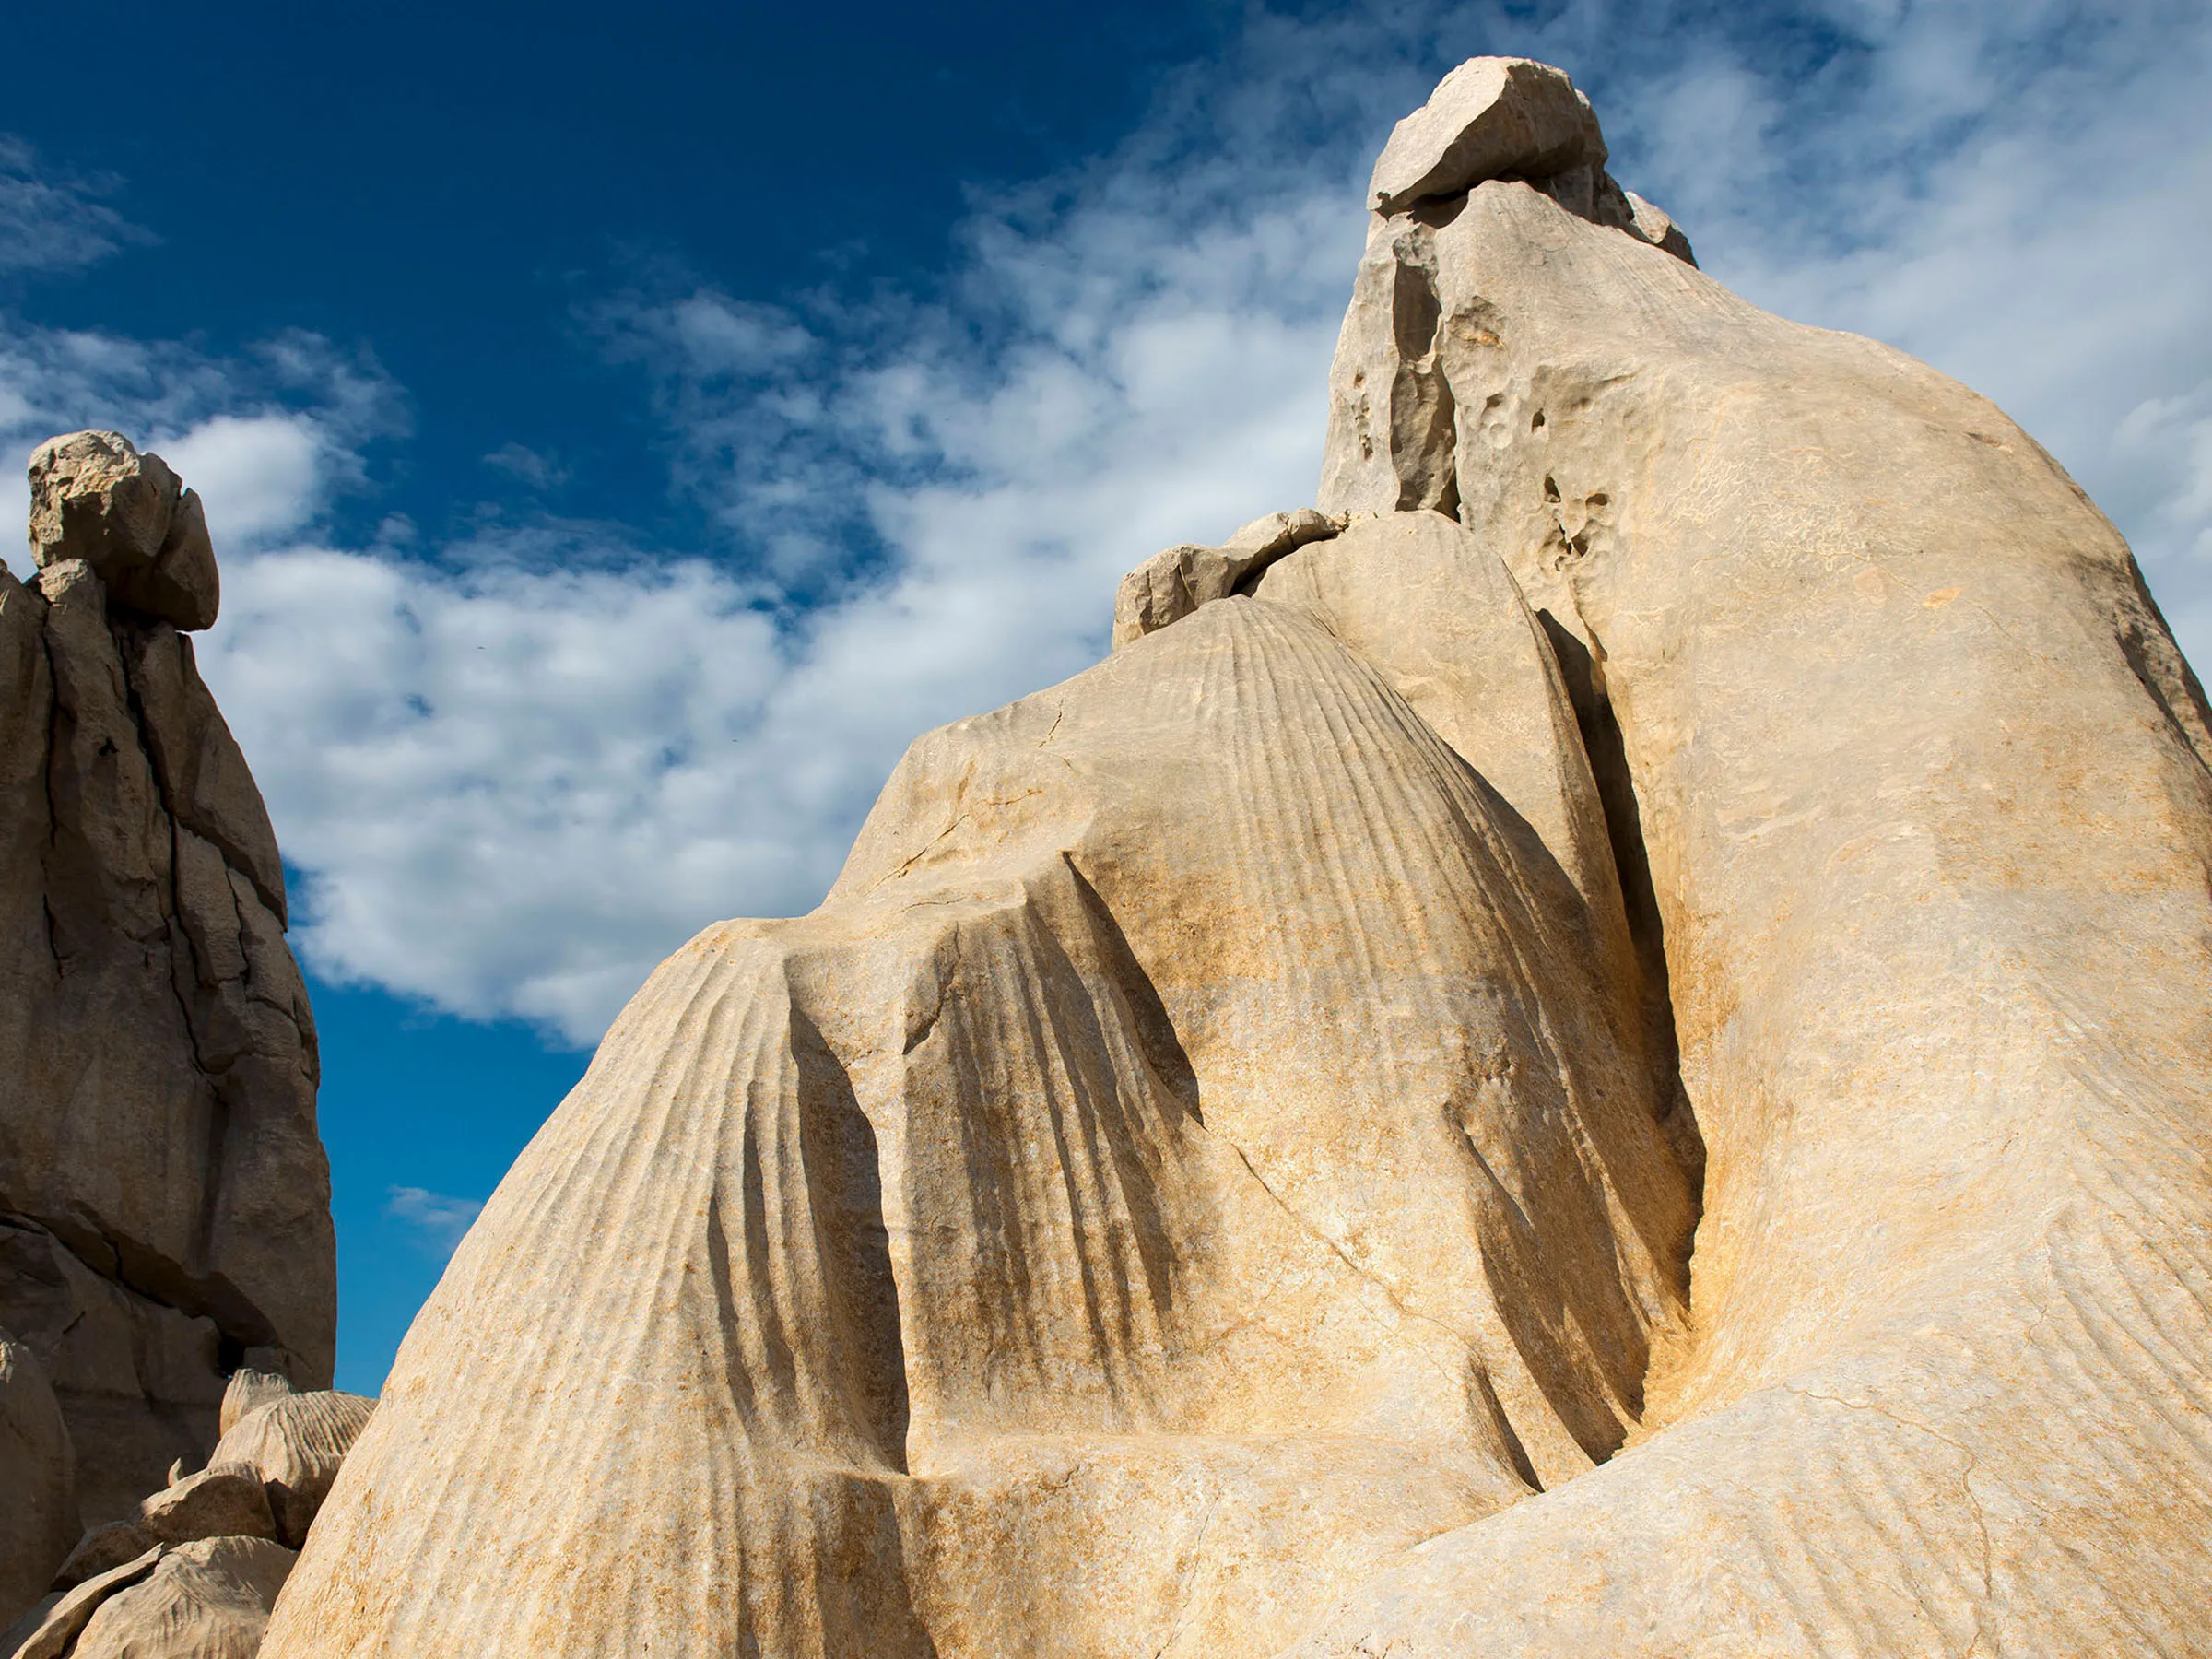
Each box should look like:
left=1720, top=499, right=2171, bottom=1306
left=260, top=57, right=2208, bottom=1659
left=0, top=432, right=335, bottom=1573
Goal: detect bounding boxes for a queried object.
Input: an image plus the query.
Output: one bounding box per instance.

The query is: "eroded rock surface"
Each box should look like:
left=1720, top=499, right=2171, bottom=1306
left=1, top=435, right=335, bottom=1531
left=265, top=543, right=1695, bottom=1655
left=258, top=56, right=2206, bottom=1659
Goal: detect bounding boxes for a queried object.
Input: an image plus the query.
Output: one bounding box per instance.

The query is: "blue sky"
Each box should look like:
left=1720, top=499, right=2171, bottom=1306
left=5, top=0, right=2208, bottom=1393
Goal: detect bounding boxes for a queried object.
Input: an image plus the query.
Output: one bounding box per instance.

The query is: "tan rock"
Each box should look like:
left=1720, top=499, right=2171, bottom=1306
left=1, top=445, right=334, bottom=1534
left=0, top=1329, right=77, bottom=1628
left=1368, top=57, right=1605, bottom=216
left=1288, top=60, right=2212, bottom=1659
left=218, top=1366, right=295, bottom=1437
left=250, top=54, right=2212, bottom=1659
left=0, top=1218, right=228, bottom=1527
left=52, top=1521, right=158, bottom=1592
left=212, top=1392, right=373, bottom=1547
left=261, top=582, right=1692, bottom=1656
left=1313, top=213, right=1458, bottom=518
left=137, top=1463, right=276, bottom=1547
left=25, top=433, right=218, bottom=631
left=6, top=1547, right=161, bottom=1659
left=1109, top=506, right=1337, bottom=648
left=66, top=1538, right=294, bottom=1659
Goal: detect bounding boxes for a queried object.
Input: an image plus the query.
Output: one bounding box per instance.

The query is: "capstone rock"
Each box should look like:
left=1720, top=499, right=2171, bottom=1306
left=26, top=432, right=218, bottom=631
left=1367, top=57, right=1605, bottom=215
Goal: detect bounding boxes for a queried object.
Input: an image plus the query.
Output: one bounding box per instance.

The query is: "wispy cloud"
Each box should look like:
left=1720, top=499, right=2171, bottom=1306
left=0, top=135, right=150, bottom=277
left=4, top=2, right=2207, bottom=1048
left=384, top=1186, right=485, bottom=1257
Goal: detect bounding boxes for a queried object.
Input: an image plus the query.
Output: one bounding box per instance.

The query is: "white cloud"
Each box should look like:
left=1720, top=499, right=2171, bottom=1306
left=5, top=1, right=2209, bottom=1048
left=163, top=413, right=332, bottom=543
left=0, top=135, right=147, bottom=276
left=384, top=1186, right=485, bottom=1257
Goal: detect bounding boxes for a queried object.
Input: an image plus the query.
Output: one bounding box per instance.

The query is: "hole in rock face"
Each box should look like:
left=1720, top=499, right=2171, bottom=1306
left=1543, top=475, right=1561, bottom=501
left=1531, top=410, right=1547, bottom=431
left=1585, top=492, right=1609, bottom=510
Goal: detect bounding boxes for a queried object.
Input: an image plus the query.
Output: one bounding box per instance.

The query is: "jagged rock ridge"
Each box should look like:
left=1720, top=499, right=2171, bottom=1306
left=264, top=56, right=2211, bottom=1659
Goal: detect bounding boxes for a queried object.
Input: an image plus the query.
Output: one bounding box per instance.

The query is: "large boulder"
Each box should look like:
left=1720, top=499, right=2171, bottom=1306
left=27, top=432, right=218, bottom=632
left=1, top=441, right=335, bottom=1527
left=0, top=1328, right=77, bottom=1629
left=1367, top=56, right=1606, bottom=215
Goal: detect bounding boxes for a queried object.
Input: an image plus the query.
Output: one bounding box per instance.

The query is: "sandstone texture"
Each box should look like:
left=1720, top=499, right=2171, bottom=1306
left=260, top=55, right=2206, bottom=1659
left=1, top=434, right=335, bottom=1546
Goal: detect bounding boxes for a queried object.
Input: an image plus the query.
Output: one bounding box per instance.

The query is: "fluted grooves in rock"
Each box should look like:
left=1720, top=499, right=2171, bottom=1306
left=263, top=53, right=2212, bottom=1659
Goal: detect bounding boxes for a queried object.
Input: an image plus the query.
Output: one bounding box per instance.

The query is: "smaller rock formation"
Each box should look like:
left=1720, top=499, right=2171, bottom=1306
left=13, top=1388, right=371, bottom=1657
left=25, top=432, right=218, bottom=631
left=1367, top=57, right=1606, bottom=215
left=1, top=431, right=336, bottom=1539
left=10, top=1539, right=295, bottom=1659
left=209, top=1391, right=375, bottom=1548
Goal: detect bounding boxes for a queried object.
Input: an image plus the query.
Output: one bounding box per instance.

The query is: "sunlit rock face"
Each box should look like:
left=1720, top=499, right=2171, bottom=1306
left=265, top=57, right=2212, bottom=1659
left=1, top=432, right=335, bottom=1556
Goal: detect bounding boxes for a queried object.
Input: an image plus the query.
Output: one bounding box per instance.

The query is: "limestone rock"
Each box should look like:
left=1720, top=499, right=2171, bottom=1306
left=211, top=1391, right=374, bottom=1547
left=1109, top=506, right=1337, bottom=648
left=0, top=1329, right=77, bottom=1629
left=1, top=444, right=334, bottom=1533
left=26, top=432, right=218, bottom=631
left=1368, top=57, right=1604, bottom=215
left=218, top=1366, right=295, bottom=1437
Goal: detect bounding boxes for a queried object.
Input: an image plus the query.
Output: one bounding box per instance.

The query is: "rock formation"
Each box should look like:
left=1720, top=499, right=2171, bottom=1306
left=261, top=56, right=2209, bottom=1659
left=0, top=432, right=336, bottom=1614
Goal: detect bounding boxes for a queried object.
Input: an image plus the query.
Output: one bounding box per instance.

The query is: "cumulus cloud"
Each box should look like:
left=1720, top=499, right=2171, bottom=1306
left=4, top=1, right=2207, bottom=1048
left=384, top=1186, right=485, bottom=1257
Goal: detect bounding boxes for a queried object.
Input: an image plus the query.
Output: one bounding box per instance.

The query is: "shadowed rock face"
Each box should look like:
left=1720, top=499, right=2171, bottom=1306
left=265, top=57, right=2209, bottom=1659
left=1, top=433, right=335, bottom=1542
